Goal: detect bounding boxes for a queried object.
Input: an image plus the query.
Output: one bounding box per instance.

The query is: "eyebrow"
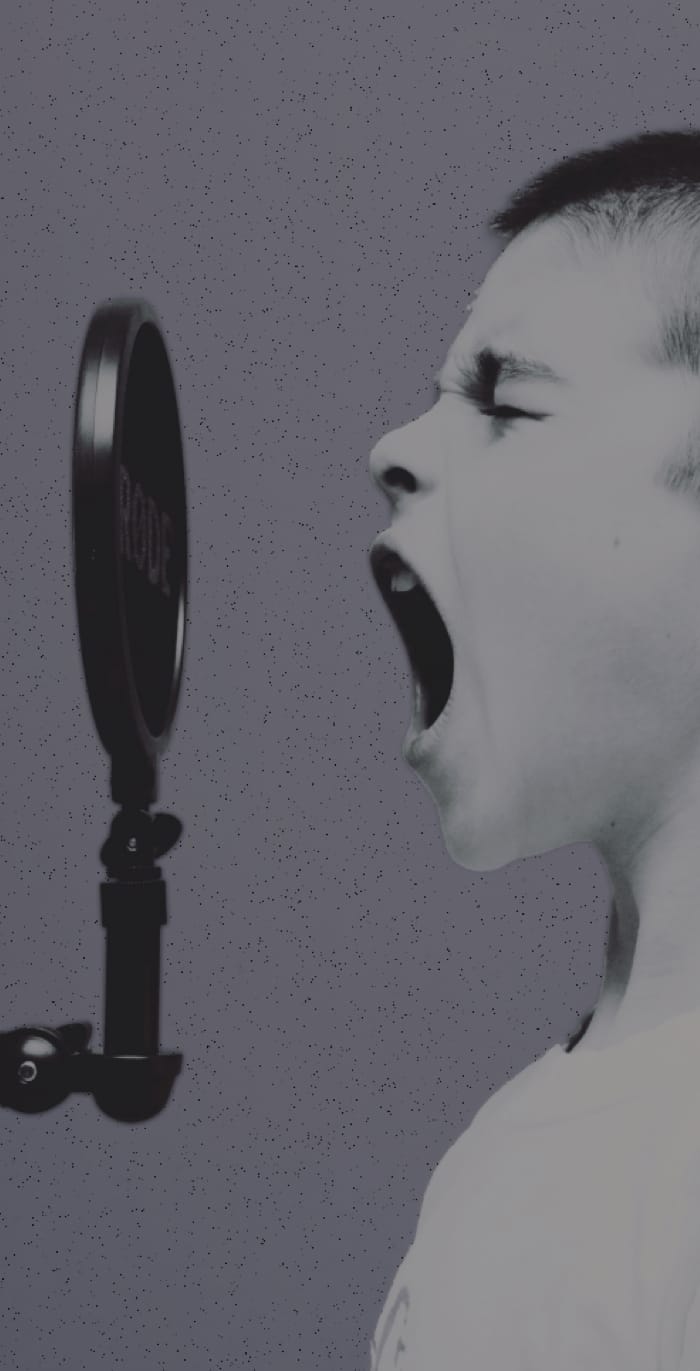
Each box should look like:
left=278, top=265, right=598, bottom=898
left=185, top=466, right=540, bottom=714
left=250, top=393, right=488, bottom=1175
left=437, top=346, right=566, bottom=395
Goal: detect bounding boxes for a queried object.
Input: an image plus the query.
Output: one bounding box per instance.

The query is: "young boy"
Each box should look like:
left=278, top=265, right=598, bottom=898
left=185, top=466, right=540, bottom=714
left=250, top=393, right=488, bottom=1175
left=368, top=130, right=700, bottom=1370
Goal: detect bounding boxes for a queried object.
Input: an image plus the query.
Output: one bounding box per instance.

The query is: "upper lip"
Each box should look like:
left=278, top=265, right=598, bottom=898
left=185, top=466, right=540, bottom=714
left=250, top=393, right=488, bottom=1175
left=369, top=534, right=455, bottom=731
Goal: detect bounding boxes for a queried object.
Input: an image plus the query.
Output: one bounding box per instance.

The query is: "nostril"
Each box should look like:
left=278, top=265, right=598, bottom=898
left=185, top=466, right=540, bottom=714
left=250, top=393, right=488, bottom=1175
left=384, top=465, right=417, bottom=494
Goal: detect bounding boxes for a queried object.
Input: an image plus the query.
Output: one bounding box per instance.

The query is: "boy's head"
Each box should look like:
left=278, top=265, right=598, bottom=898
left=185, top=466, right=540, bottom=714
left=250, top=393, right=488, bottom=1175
left=370, top=131, right=700, bottom=872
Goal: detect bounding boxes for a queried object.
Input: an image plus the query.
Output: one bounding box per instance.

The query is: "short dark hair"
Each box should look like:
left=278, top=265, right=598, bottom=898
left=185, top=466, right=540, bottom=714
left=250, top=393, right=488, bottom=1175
left=491, top=130, right=700, bottom=376
left=491, top=130, right=700, bottom=239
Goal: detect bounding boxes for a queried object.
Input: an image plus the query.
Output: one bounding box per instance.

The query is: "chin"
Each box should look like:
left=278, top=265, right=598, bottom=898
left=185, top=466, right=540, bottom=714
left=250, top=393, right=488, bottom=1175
left=435, top=781, right=569, bottom=872
left=437, top=798, right=522, bottom=873
left=416, top=760, right=514, bottom=871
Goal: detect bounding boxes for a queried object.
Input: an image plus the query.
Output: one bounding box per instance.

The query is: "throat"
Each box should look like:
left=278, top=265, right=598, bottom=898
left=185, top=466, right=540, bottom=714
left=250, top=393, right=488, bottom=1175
left=582, top=820, right=700, bottom=1050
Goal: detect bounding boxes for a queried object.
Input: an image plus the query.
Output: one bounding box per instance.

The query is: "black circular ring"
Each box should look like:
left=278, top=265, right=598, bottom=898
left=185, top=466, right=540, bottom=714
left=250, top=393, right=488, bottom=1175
left=73, top=301, right=188, bottom=786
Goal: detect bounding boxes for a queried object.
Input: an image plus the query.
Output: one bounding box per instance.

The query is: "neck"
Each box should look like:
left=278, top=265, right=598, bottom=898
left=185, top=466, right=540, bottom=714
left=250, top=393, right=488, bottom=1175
left=576, top=778, right=700, bottom=1050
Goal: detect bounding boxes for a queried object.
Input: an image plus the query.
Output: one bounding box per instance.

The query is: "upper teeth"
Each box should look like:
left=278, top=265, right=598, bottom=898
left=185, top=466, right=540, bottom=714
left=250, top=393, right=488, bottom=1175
left=391, top=568, right=418, bottom=593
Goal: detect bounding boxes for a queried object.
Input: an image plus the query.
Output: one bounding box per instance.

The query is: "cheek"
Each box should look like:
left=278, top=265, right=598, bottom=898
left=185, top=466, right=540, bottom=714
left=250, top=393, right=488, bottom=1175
left=444, top=429, right=700, bottom=687
left=445, top=456, right=603, bottom=651
left=448, top=471, right=694, bottom=732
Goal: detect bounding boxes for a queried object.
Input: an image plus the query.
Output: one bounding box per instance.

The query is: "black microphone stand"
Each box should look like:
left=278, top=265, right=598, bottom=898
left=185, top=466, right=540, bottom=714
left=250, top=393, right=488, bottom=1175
left=0, top=300, right=188, bottom=1122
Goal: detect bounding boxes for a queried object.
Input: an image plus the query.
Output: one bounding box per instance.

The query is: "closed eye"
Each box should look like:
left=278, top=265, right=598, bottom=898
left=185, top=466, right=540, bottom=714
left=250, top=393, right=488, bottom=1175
left=437, top=356, right=548, bottom=423
left=479, top=403, right=544, bottom=421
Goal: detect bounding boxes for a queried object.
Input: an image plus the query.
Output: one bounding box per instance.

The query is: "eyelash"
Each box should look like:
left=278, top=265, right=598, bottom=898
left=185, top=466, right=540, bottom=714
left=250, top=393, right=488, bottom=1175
left=478, top=403, right=534, bottom=421
left=450, top=362, right=544, bottom=423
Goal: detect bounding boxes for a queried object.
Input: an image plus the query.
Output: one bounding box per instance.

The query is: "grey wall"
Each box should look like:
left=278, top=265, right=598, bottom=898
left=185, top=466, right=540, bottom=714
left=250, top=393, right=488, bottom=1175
left=0, top=2, right=697, bottom=1367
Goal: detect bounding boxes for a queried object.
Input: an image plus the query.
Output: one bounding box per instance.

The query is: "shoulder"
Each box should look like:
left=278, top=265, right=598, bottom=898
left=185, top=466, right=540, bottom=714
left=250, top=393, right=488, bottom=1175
left=416, top=1050, right=554, bottom=1232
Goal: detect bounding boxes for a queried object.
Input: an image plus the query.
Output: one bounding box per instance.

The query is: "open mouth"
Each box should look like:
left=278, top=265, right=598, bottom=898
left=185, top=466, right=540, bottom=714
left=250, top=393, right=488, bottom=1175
left=370, top=543, right=454, bottom=732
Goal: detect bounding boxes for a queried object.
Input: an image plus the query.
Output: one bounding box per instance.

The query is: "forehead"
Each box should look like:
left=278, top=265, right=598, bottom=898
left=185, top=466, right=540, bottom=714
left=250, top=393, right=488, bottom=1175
left=455, top=220, right=660, bottom=375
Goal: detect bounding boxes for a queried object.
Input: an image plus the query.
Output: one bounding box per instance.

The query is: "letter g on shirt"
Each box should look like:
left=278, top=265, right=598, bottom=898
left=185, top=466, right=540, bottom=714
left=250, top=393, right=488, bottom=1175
left=370, top=1283, right=410, bottom=1369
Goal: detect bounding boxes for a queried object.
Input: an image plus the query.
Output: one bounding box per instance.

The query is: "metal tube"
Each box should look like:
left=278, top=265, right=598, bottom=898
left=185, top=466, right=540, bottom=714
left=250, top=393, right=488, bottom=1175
left=100, top=878, right=167, bottom=1056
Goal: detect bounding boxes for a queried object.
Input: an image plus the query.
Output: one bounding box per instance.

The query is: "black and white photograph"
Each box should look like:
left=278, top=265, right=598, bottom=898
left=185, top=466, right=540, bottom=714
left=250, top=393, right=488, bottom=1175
left=2, top=3, right=700, bottom=1369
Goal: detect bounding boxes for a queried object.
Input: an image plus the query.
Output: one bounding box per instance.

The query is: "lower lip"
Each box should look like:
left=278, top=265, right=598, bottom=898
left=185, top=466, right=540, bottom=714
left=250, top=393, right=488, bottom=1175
left=402, top=685, right=453, bottom=767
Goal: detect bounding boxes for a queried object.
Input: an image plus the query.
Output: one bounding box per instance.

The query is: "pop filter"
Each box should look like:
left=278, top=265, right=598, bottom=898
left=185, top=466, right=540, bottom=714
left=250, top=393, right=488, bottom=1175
left=73, top=300, right=187, bottom=805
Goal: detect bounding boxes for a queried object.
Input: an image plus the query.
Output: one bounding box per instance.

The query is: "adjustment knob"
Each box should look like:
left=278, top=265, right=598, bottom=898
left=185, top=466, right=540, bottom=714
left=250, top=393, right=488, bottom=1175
left=0, top=1023, right=92, bottom=1113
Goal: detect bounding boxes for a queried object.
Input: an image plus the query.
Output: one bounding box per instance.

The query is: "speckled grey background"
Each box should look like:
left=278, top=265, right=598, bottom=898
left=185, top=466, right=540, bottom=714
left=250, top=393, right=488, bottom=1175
left=0, top=2, right=697, bottom=1368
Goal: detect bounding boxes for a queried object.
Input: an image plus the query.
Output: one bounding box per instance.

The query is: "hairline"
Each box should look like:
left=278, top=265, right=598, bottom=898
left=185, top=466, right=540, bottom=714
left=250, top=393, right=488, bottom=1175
left=494, top=192, right=700, bottom=378
left=492, top=189, right=700, bottom=501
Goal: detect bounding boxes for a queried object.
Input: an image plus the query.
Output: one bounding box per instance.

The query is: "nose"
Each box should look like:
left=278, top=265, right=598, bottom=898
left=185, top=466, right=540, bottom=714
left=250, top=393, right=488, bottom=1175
left=369, top=414, right=437, bottom=505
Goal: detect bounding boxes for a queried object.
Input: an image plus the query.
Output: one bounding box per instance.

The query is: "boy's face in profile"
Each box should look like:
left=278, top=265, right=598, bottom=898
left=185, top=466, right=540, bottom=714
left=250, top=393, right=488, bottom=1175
left=370, top=218, right=700, bottom=873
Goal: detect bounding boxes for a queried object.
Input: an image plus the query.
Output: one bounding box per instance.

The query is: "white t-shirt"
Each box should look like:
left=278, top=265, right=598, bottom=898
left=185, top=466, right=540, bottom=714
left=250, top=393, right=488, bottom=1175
left=369, top=1010, right=700, bottom=1370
